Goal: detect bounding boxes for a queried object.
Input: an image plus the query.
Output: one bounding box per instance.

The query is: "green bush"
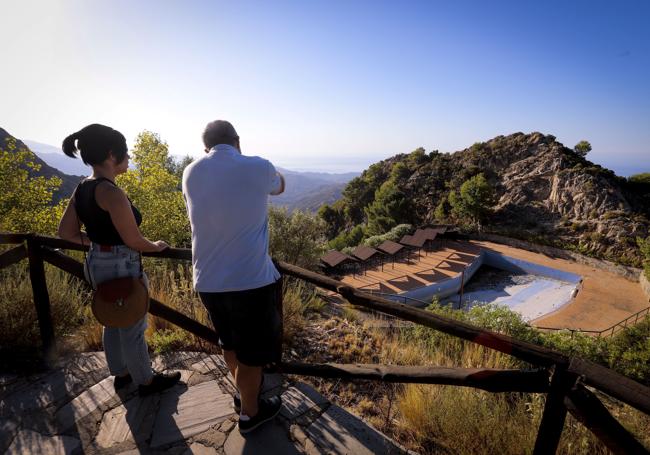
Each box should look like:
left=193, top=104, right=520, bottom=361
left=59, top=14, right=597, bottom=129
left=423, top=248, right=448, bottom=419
left=328, top=224, right=365, bottom=251
left=604, top=316, right=650, bottom=384
left=148, top=329, right=191, bottom=354
left=363, top=224, right=413, bottom=248
left=407, top=302, right=650, bottom=384
left=638, top=236, right=650, bottom=280
left=269, top=206, right=327, bottom=269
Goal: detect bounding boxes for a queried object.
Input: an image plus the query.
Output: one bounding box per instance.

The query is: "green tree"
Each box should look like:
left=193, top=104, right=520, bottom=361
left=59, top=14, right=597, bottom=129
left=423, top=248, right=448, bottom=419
left=116, top=131, right=190, bottom=246
left=406, top=147, right=427, bottom=168
left=341, top=162, right=387, bottom=225
left=365, top=180, right=411, bottom=236
left=637, top=236, right=650, bottom=280
left=328, top=224, right=365, bottom=251
left=389, top=161, right=411, bottom=185
left=448, top=173, right=495, bottom=228
left=317, top=202, right=345, bottom=240
left=574, top=140, right=592, bottom=158
left=629, top=173, right=650, bottom=185
left=268, top=206, right=327, bottom=269
left=434, top=199, right=447, bottom=221
left=0, top=139, right=64, bottom=234
left=167, top=155, right=194, bottom=182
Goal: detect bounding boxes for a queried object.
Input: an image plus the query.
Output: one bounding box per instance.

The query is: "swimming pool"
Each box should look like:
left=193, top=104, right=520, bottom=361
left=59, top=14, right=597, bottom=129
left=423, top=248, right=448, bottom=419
left=386, top=250, right=582, bottom=321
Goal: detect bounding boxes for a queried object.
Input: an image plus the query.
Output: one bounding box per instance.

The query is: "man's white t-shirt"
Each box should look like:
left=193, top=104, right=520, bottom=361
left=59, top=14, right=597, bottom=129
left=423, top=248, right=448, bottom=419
left=182, top=144, right=282, bottom=292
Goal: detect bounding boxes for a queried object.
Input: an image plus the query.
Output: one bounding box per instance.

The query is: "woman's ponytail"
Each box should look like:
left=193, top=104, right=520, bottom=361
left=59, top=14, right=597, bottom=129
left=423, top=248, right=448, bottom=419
left=61, top=124, right=126, bottom=165
left=62, top=132, right=80, bottom=158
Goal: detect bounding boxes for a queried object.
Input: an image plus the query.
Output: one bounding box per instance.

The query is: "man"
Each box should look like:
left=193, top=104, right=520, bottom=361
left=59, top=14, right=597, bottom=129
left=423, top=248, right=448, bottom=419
left=182, top=120, right=285, bottom=434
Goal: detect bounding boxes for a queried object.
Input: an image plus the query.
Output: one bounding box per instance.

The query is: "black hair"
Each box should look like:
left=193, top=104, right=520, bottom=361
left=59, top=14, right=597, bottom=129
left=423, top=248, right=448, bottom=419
left=202, top=120, right=239, bottom=149
left=62, top=124, right=128, bottom=165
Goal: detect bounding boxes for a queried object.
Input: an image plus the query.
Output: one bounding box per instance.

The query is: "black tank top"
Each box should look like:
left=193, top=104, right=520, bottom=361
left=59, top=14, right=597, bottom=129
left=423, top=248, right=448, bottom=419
left=73, top=177, right=142, bottom=246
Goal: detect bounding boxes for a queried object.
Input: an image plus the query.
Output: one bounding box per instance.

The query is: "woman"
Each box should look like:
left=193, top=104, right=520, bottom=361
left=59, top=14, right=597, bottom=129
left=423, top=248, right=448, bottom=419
left=58, top=123, right=180, bottom=395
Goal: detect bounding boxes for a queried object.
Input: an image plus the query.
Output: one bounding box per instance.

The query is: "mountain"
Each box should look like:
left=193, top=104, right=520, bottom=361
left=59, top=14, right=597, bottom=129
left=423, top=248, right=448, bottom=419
left=19, top=136, right=358, bottom=212
left=0, top=128, right=84, bottom=202
left=270, top=168, right=358, bottom=212
left=23, top=140, right=90, bottom=176
left=327, top=132, right=650, bottom=266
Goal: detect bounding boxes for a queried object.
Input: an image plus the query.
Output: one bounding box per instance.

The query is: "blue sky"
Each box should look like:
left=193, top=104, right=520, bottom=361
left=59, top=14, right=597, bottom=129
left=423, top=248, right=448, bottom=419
left=1, top=0, right=649, bottom=174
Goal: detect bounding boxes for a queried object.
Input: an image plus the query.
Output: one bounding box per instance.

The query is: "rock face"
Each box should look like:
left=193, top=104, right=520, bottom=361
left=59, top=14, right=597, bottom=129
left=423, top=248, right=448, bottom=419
left=333, top=132, right=649, bottom=266
left=488, top=134, right=647, bottom=262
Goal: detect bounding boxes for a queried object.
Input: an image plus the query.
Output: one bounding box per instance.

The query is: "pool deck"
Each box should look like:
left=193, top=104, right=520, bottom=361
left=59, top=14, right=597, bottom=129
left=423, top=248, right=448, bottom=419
left=471, top=240, right=649, bottom=331
left=332, top=239, right=648, bottom=332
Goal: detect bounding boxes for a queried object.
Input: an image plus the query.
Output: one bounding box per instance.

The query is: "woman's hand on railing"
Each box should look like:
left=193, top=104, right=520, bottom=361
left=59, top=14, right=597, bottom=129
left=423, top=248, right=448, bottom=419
left=153, top=240, right=170, bottom=252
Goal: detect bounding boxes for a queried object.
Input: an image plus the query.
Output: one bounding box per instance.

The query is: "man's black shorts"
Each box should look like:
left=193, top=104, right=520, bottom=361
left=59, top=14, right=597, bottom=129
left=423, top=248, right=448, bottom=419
left=199, top=278, right=283, bottom=367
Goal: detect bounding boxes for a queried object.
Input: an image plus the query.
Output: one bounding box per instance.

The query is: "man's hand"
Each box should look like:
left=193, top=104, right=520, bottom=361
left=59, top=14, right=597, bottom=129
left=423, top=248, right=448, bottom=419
left=269, top=172, right=285, bottom=196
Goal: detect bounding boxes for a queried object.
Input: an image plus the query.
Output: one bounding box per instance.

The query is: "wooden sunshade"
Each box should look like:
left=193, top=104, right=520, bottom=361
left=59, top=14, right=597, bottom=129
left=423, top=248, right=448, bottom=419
left=419, top=227, right=441, bottom=240
left=351, top=245, right=381, bottom=262
left=320, top=250, right=357, bottom=268
left=400, top=234, right=426, bottom=248
left=377, top=240, right=404, bottom=256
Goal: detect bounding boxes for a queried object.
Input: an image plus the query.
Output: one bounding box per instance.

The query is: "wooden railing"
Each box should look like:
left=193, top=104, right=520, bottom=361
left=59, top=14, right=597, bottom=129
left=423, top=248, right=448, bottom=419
left=1, top=232, right=649, bottom=455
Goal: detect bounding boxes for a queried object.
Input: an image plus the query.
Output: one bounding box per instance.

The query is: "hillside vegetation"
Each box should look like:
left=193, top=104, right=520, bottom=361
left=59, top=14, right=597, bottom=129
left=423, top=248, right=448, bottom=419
left=0, top=128, right=83, bottom=203
left=319, top=132, right=650, bottom=266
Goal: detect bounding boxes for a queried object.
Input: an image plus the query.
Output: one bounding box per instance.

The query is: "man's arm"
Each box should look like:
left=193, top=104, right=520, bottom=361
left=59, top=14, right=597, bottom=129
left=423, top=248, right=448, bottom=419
left=269, top=172, right=285, bottom=195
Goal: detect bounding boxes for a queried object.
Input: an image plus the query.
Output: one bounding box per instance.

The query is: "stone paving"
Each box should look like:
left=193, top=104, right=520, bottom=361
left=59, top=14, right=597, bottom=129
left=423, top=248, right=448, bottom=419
left=0, top=352, right=411, bottom=454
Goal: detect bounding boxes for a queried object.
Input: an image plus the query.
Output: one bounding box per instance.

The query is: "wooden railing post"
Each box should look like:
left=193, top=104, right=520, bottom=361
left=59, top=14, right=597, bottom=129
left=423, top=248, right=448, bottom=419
left=26, top=236, right=56, bottom=363
left=565, top=383, right=649, bottom=455
left=533, top=366, right=575, bottom=455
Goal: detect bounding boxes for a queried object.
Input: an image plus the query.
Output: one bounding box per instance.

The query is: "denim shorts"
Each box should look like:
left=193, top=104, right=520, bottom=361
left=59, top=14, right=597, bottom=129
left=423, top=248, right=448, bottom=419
left=84, top=244, right=148, bottom=289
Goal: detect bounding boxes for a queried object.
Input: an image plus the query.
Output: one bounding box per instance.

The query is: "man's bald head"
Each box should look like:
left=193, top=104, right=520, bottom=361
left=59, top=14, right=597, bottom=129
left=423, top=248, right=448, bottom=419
left=202, top=120, right=240, bottom=150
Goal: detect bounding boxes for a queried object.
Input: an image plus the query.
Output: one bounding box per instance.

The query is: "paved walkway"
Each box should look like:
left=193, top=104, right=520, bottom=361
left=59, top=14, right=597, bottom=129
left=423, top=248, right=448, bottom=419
left=471, top=240, right=649, bottom=331
left=1, top=352, right=409, bottom=454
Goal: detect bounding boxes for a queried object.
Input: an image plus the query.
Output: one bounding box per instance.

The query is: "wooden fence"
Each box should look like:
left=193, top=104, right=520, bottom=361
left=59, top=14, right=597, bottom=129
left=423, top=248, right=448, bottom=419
left=1, top=232, right=649, bottom=455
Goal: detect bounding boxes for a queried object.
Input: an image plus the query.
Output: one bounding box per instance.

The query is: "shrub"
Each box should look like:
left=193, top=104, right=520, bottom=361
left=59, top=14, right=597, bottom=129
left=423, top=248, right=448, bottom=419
left=269, top=206, right=327, bottom=269
left=328, top=224, right=365, bottom=251
left=606, top=316, right=650, bottom=384
left=363, top=224, right=413, bottom=248
left=148, top=329, right=191, bottom=354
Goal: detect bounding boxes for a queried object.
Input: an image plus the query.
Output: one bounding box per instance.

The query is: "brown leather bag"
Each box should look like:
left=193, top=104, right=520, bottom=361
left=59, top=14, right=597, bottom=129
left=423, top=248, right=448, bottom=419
left=92, top=277, right=149, bottom=328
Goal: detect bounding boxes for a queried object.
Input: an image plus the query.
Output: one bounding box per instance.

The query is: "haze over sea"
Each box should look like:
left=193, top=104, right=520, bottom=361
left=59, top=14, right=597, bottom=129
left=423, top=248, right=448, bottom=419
left=2, top=1, right=649, bottom=177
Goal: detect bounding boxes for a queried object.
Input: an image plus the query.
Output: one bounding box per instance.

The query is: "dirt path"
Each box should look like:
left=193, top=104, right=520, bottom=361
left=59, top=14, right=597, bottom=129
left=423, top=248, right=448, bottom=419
left=471, top=240, right=649, bottom=331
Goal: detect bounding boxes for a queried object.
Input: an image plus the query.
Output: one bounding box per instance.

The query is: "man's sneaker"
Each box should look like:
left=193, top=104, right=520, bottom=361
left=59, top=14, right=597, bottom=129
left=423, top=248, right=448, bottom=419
left=138, top=371, right=181, bottom=396
left=238, top=395, right=282, bottom=434
left=233, top=375, right=265, bottom=413
left=114, top=373, right=132, bottom=391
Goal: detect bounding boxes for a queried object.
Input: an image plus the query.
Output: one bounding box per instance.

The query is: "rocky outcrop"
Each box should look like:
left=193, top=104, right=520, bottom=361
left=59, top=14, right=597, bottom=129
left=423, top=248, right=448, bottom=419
left=333, top=132, right=649, bottom=266
left=487, top=133, right=647, bottom=264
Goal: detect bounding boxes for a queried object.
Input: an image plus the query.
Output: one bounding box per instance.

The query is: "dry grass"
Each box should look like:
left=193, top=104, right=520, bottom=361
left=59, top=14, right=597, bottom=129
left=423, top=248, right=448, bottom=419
left=365, top=323, right=649, bottom=454
left=0, top=263, right=90, bottom=367
left=0, top=258, right=321, bottom=363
